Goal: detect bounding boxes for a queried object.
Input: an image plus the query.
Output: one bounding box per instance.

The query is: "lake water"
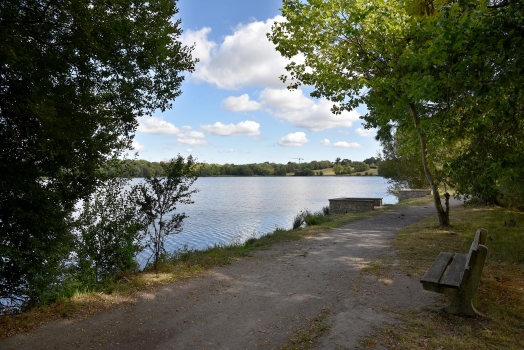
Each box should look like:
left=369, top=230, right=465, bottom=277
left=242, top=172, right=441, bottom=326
left=135, top=176, right=395, bottom=263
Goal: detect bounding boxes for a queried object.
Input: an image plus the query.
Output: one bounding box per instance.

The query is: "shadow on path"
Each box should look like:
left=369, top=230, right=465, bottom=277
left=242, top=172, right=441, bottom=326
left=1, top=199, right=462, bottom=349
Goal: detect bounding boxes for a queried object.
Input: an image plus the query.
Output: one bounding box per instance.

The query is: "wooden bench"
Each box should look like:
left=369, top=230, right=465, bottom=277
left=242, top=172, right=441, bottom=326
left=420, top=228, right=488, bottom=316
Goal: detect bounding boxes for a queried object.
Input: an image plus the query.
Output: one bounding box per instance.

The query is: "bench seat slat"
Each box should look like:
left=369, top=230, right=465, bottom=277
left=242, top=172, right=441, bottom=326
left=440, top=253, right=468, bottom=288
left=421, top=252, right=453, bottom=285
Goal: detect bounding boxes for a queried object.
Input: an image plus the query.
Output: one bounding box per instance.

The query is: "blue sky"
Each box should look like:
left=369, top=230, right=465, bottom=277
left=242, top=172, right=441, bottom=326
left=131, top=0, right=380, bottom=164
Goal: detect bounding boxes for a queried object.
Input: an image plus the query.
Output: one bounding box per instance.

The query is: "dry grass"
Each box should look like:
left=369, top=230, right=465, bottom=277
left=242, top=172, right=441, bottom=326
left=282, top=308, right=332, bottom=350
left=318, top=167, right=335, bottom=175
left=365, top=204, right=524, bottom=349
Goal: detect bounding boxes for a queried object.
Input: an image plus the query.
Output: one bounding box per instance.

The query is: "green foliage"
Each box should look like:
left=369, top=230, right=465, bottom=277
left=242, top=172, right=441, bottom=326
left=292, top=209, right=309, bottom=230
left=292, top=208, right=332, bottom=229
left=352, top=162, right=370, bottom=173
left=73, top=177, right=145, bottom=286
left=0, top=0, right=196, bottom=309
left=103, top=159, right=338, bottom=177
left=197, top=160, right=332, bottom=177
left=378, top=134, right=428, bottom=194
left=411, top=0, right=524, bottom=206
left=332, top=161, right=369, bottom=175
left=332, top=164, right=345, bottom=175
left=135, top=155, right=199, bottom=270
left=270, top=0, right=524, bottom=223
left=304, top=211, right=331, bottom=227
left=294, top=168, right=315, bottom=176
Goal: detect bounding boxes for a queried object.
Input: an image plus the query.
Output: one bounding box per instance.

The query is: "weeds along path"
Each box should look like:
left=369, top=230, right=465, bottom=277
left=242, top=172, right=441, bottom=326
left=1, top=199, right=462, bottom=349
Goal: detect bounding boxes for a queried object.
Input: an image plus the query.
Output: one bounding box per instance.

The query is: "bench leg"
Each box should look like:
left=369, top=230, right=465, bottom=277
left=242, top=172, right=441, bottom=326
left=443, top=289, right=482, bottom=317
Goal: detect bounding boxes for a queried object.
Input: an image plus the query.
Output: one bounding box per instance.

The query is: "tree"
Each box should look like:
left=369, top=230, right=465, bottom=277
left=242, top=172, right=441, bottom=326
left=378, top=132, right=428, bottom=194
left=74, top=176, right=144, bottom=285
left=352, top=162, right=370, bottom=173
left=332, top=164, right=344, bottom=175
left=0, top=0, right=196, bottom=306
left=412, top=0, right=524, bottom=206
left=135, top=155, right=198, bottom=270
left=270, top=0, right=453, bottom=225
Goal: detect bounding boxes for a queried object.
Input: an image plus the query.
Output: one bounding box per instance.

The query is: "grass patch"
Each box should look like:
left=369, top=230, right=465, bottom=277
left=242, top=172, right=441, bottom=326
left=351, top=168, right=379, bottom=176
left=367, top=204, right=524, bottom=349
left=318, top=167, right=335, bottom=176
left=394, top=195, right=435, bottom=207
left=282, top=308, right=331, bottom=350
left=0, top=206, right=385, bottom=339
left=360, top=257, right=393, bottom=280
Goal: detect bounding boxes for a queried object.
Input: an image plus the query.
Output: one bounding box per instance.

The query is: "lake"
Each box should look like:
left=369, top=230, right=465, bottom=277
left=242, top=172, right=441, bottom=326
left=135, top=176, right=395, bottom=264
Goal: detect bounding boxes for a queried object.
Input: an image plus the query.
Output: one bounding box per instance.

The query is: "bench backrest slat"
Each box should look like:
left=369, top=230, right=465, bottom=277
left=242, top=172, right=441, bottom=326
left=465, top=228, right=488, bottom=270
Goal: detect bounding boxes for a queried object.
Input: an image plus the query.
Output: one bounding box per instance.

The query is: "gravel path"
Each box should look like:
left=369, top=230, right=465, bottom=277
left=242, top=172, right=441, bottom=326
left=1, top=200, right=461, bottom=350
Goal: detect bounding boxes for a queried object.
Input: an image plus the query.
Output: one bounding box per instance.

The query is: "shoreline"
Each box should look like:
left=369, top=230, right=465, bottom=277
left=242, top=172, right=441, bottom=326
left=1, top=196, right=448, bottom=349
left=0, top=197, right=430, bottom=339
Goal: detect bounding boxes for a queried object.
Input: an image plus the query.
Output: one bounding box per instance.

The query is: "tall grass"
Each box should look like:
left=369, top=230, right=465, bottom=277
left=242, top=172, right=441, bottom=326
left=292, top=209, right=310, bottom=229
left=292, top=206, right=331, bottom=229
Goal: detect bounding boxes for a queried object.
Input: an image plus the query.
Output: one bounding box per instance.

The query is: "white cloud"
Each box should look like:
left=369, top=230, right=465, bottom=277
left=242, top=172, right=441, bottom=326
left=177, top=138, right=208, bottom=146
left=356, top=128, right=374, bottom=137
left=259, top=88, right=361, bottom=131
left=186, top=148, right=193, bottom=153
left=222, top=94, right=262, bottom=112
left=137, top=117, right=208, bottom=146
left=177, top=128, right=207, bottom=146
left=201, top=121, right=260, bottom=136
left=320, top=139, right=331, bottom=146
left=227, top=148, right=234, bottom=153
left=137, top=117, right=180, bottom=134
left=187, top=130, right=205, bottom=139
left=132, top=140, right=146, bottom=151
left=181, top=27, right=216, bottom=63
left=181, top=16, right=298, bottom=90
left=333, top=141, right=363, bottom=148
left=278, top=132, right=308, bottom=147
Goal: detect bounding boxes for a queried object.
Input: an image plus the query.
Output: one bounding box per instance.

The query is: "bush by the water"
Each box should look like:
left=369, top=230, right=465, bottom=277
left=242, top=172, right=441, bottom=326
left=292, top=207, right=331, bottom=229
left=292, top=209, right=310, bottom=229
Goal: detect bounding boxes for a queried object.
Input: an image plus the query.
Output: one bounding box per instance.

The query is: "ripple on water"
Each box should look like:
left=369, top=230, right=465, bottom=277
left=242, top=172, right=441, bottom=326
left=135, top=176, right=396, bottom=264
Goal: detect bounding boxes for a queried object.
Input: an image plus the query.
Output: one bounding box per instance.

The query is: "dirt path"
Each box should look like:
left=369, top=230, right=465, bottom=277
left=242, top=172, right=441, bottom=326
left=1, top=200, right=461, bottom=350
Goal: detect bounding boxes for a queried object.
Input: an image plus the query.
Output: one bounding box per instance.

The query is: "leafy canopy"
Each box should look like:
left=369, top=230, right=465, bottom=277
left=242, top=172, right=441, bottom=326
left=269, top=0, right=454, bottom=225
left=0, top=0, right=196, bottom=306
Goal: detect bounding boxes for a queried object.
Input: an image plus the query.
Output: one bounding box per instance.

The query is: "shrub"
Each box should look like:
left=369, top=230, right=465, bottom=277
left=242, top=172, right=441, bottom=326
left=292, top=209, right=310, bottom=229
left=304, top=212, right=330, bottom=226
left=135, top=155, right=199, bottom=270
left=74, top=177, right=144, bottom=285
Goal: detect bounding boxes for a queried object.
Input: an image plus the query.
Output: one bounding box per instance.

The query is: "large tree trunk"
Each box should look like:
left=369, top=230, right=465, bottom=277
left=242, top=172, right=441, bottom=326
left=408, top=103, right=450, bottom=227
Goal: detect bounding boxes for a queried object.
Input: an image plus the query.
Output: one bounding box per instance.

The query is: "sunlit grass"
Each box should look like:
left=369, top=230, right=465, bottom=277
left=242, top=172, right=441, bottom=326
left=284, top=167, right=379, bottom=176
left=351, top=168, right=379, bottom=176
left=367, top=204, right=524, bottom=349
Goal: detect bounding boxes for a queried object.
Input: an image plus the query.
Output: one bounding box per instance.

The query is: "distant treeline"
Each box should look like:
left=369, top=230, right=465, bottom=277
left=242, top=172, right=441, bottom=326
left=100, top=157, right=380, bottom=178
left=332, top=158, right=378, bottom=175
